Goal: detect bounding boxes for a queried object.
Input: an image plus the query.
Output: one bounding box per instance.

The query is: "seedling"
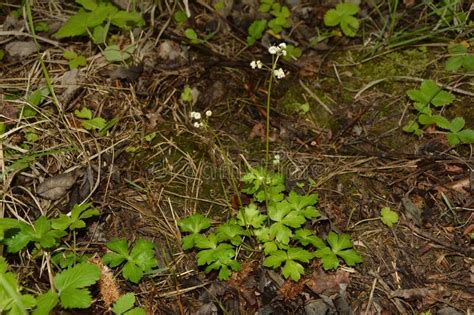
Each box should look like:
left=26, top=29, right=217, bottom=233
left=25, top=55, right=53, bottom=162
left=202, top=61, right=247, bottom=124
left=263, top=247, right=313, bottom=281
left=173, top=10, right=188, bottom=25
left=403, top=80, right=474, bottom=145
left=314, top=232, right=363, bottom=271
left=324, top=3, right=360, bottom=37
left=51, top=203, right=100, bottom=231
left=177, top=214, right=211, bottom=250
left=22, top=88, right=49, bottom=118
left=246, top=0, right=292, bottom=46
left=445, top=43, right=474, bottom=72
left=380, top=207, right=399, bottom=228
left=112, top=293, right=146, bottom=315
left=63, top=50, right=87, bottom=70
left=180, top=86, right=194, bottom=103
left=74, top=107, right=107, bottom=131
left=102, top=239, right=159, bottom=283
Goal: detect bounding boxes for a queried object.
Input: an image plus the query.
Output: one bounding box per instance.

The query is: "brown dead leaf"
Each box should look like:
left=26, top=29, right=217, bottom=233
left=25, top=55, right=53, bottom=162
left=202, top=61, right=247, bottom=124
left=109, top=65, right=143, bottom=81
left=37, top=170, right=81, bottom=200
left=5, top=41, right=37, bottom=58
left=89, top=256, right=121, bottom=308
left=403, top=0, right=416, bottom=7
left=307, top=268, right=350, bottom=296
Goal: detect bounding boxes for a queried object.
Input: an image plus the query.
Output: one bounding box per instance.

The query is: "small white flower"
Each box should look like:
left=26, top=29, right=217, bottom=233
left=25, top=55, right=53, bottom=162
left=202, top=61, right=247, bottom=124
left=272, top=154, right=281, bottom=165
left=193, top=112, right=202, bottom=120
left=281, top=49, right=287, bottom=56
left=256, top=60, right=263, bottom=69
left=268, top=46, right=279, bottom=55
left=193, top=122, right=201, bottom=128
left=278, top=42, right=287, bottom=49
left=190, top=111, right=197, bottom=118
left=250, top=60, right=257, bottom=69
left=205, top=110, right=212, bottom=117
left=273, top=68, right=286, bottom=79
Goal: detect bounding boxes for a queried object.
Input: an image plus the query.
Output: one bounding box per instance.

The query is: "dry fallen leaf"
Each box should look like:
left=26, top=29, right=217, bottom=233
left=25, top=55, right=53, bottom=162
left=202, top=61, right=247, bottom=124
left=307, top=268, right=350, bottom=296
left=5, top=41, right=37, bottom=58
left=37, top=170, right=81, bottom=200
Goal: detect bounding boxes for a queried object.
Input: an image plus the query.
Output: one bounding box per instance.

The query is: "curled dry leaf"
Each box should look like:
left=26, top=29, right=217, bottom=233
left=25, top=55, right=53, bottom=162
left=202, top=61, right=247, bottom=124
left=37, top=170, right=81, bottom=200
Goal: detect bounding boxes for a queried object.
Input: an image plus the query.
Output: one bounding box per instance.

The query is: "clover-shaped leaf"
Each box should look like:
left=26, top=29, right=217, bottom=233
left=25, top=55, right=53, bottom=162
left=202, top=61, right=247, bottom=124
left=324, top=3, right=360, bottom=37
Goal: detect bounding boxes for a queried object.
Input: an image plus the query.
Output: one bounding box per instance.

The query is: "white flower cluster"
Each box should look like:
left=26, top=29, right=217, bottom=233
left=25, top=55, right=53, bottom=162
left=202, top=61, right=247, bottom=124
left=268, top=43, right=287, bottom=56
left=250, top=42, right=288, bottom=79
left=250, top=60, right=263, bottom=69
left=190, top=110, right=212, bottom=128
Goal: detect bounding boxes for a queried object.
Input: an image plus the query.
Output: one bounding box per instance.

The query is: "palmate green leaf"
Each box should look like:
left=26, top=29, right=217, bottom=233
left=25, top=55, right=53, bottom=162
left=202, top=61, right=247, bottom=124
left=268, top=201, right=291, bottom=222
left=402, top=120, right=419, bottom=134
left=340, top=15, right=359, bottom=37
left=407, top=80, right=455, bottom=107
left=181, top=233, right=206, bottom=250
left=263, top=250, right=287, bottom=268
left=445, top=55, right=464, bottom=71
left=287, top=191, right=318, bottom=210
left=294, top=229, right=325, bottom=248
left=52, top=203, right=100, bottom=231
left=262, top=241, right=278, bottom=255
left=53, top=10, right=89, bottom=38
left=287, top=247, right=312, bottom=263
left=380, top=207, right=399, bottom=228
left=177, top=214, right=211, bottom=234
left=0, top=218, right=24, bottom=241
left=103, top=239, right=158, bottom=283
left=269, top=222, right=292, bottom=245
left=337, top=249, right=363, bottom=266
left=236, top=203, right=267, bottom=228
left=314, top=246, right=339, bottom=270
left=327, top=232, right=352, bottom=253
left=196, top=243, right=235, bottom=266
left=281, top=259, right=305, bottom=281
left=216, top=222, right=246, bottom=245
left=280, top=211, right=306, bottom=228
left=54, top=263, right=100, bottom=308
left=247, top=19, right=267, bottom=45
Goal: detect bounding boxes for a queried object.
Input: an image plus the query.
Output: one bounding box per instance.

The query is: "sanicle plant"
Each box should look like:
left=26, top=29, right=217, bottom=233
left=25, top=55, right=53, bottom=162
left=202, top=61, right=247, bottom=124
left=178, top=44, right=363, bottom=282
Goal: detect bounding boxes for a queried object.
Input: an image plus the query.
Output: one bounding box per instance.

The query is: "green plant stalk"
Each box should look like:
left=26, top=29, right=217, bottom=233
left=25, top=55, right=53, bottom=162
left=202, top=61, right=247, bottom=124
left=265, top=55, right=276, bottom=167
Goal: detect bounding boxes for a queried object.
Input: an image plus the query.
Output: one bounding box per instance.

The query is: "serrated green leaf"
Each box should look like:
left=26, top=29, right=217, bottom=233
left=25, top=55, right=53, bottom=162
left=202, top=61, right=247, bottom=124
left=63, top=50, right=77, bottom=60
left=112, top=293, right=135, bottom=314
left=457, top=129, right=474, bottom=144
left=446, top=132, right=460, bottom=146
left=125, top=308, right=147, bottom=315
left=402, top=120, right=419, bottom=133
left=33, top=291, right=58, bottom=315
left=315, top=246, right=339, bottom=270
left=53, top=10, right=89, bottom=38
left=287, top=247, right=312, bottom=263
left=54, top=263, right=100, bottom=308
left=380, top=207, right=398, bottom=227
left=103, top=45, right=135, bottom=62
left=74, top=107, right=93, bottom=119
left=263, top=241, right=278, bottom=255
left=263, top=250, right=286, bottom=268
left=340, top=15, right=359, bottom=37
left=81, top=117, right=106, bottom=130
left=431, top=90, right=455, bottom=107
left=281, top=259, right=305, bottom=281
left=236, top=203, right=267, bottom=228
left=337, top=249, right=363, bottom=266
left=269, top=222, right=292, bottom=244
left=247, top=19, right=267, bottom=45
left=177, top=214, right=211, bottom=234
left=76, top=0, right=97, bottom=11
left=294, top=229, right=325, bottom=248
left=449, top=117, right=465, bottom=133
left=324, top=9, right=341, bottom=26
left=445, top=56, right=464, bottom=71
left=174, top=10, right=187, bottom=24
left=327, top=232, right=353, bottom=253
left=216, top=223, right=246, bottom=245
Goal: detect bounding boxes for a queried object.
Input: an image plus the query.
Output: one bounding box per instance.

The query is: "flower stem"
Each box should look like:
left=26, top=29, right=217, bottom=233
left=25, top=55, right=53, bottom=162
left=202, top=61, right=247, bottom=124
left=265, top=56, right=276, bottom=168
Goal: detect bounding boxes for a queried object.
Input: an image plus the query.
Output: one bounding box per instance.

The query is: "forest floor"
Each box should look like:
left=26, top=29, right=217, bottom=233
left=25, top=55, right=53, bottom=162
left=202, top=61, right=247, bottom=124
left=0, top=1, right=473, bottom=314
